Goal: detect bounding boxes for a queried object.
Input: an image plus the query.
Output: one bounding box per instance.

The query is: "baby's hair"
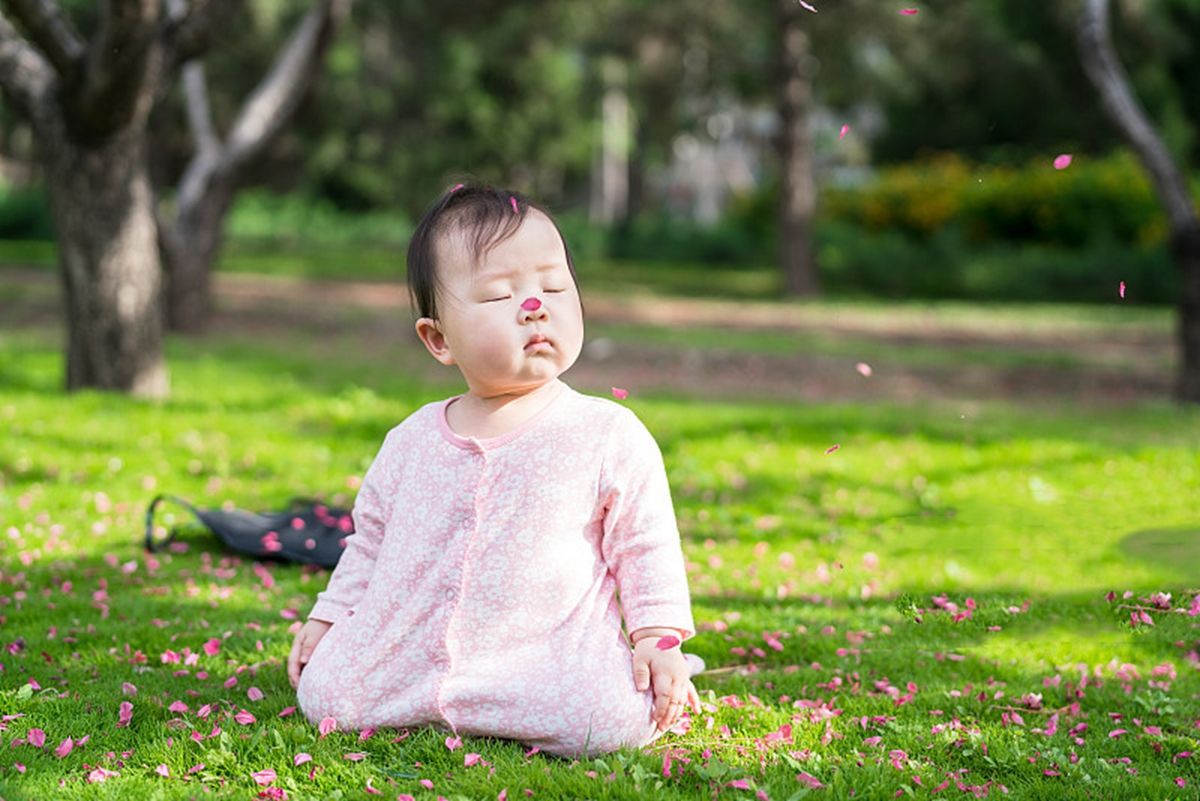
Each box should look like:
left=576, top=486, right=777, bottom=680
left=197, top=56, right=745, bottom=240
left=406, top=179, right=587, bottom=325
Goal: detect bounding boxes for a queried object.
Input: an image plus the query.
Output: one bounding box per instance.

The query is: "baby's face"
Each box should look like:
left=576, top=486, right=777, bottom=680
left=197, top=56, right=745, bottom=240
left=417, top=210, right=584, bottom=397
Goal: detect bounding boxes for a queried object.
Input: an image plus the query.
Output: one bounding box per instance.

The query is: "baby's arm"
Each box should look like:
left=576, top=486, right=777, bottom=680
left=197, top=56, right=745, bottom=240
left=307, top=430, right=397, bottom=623
left=598, top=411, right=696, bottom=645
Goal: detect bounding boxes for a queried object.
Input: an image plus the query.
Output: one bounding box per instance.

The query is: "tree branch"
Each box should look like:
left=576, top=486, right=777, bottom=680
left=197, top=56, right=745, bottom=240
left=0, top=9, right=55, bottom=117
left=165, top=0, right=242, bottom=67
left=71, top=0, right=161, bottom=138
left=224, top=0, right=350, bottom=170
left=1077, top=0, right=1197, bottom=232
left=2, top=0, right=83, bottom=76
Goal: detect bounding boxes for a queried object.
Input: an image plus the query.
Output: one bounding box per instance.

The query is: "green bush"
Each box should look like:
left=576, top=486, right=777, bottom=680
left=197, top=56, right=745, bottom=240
left=820, top=150, right=1181, bottom=249
left=0, top=183, right=54, bottom=240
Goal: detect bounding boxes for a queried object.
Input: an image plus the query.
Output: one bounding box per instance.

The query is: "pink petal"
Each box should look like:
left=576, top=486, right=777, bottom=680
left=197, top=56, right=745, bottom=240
left=155, top=764, right=170, bottom=777
left=318, top=716, right=337, bottom=737
left=445, top=735, right=463, bottom=751
left=167, top=701, right=188, bottom=714
left=252, top=768, right=277, bottom=785
left=121, top=682, right=138, bottom=696
left=343, top=752, right=368, bottom=761
left=464, top=752, right=483, bottom=766
left=27, top=728, right=46, bottom=748
left=1109, top=728, right=1128, bottom=737
left=365, top=777, right=383, bottom=794
left=54, top=737, right=74, bottom=758
left=898, top=7, right=919, bottom=14
left=729, top=778, right=751, bottom=789
left=451, top=183, right=464, bottom=193
left=234, top=709, right=256, bottom=725
left=520, top=297, right=541, bottom=311
left=1053, top=154, right=1073, bottom=170
left=839, top=124, right=849, bottom=140
left=202, top=638, right=221, bottom=656
left=294, top=752, right=313, bottom=766
left=825, top=444, right=840, bottom=454
left=278, top=706, right=297, bottom=717
left=510, top=196, right=519, bottom=214
left=117, top=701, right=133, bottom=727
left=855, top=362, right=872, bottom=377
left=611, top=387, right=629, bottom=400
left=247, top=687, right=265, bottom=702
left=1119, top=281, right=1126, bottom=298
left=655, top=635, right=681, bottom=650
left=800, top=1, right=818, bottom=12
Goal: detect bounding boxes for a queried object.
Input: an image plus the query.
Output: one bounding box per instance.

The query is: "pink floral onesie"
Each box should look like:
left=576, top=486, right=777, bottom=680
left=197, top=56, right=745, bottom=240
left=295, top=380, right=697, bottom=758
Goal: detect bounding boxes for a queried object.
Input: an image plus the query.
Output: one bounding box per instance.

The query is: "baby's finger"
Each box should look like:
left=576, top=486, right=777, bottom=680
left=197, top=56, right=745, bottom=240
left=287, top=639, right=300, bottom=687
left=686, top=681, right=701, bottom=714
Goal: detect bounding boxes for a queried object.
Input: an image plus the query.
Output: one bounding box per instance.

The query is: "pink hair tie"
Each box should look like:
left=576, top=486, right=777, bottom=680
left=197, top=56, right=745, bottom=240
left=451, top=183, right=464, bottom=193
left=510, top=196, right=519, bottom=214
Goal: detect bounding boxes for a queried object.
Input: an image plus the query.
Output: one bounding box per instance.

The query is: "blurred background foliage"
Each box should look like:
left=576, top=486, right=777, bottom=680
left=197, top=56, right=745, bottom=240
left=1, top=0, right=1198, bottom=304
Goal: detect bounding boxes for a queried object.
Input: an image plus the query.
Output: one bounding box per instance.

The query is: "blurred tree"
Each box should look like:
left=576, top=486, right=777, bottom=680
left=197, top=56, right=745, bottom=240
left=0, top=0, right=349, bottom=397
left=156, top=0, right=350, bottom=333
left=1077, top=0, right=1200, bottom=404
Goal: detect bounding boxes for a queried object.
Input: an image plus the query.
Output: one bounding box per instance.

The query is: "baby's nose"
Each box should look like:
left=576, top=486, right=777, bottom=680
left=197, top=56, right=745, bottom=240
left=520, top=297, right=541, bottom=311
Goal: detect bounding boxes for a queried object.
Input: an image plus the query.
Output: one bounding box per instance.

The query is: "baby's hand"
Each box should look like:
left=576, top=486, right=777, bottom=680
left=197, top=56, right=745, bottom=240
left=632, top=637, right=701, bottom=732
left=288, top=618, right=332, bottom=689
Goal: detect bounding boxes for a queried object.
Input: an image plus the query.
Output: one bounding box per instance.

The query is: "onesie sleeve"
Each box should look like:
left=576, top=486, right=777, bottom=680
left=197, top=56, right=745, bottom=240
left=307, top=428, right=398, bottom=623
left=598, top=409, right=696, bottom=643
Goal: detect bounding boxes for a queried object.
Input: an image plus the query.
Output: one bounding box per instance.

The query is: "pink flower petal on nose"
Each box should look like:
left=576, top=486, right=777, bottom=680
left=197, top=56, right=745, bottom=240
left=1053, top=154, right=1072, bottom=170
left=1119, top=281, right=1126, bottom=298
left=899, top=7, right=919, bottom=14
left=521, top=297, right=541, bottom=311
left=825, top=444, right=840, bottom=454
left=839, top=124, right=850, bottom=140
left=611, top=387, right=629, bottom=400
left=855, top=362, right=872, bottom=377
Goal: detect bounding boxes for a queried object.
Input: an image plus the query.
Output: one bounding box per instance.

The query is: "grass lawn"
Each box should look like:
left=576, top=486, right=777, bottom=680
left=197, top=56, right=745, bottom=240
left=1, top=309, right=1199, bottom=800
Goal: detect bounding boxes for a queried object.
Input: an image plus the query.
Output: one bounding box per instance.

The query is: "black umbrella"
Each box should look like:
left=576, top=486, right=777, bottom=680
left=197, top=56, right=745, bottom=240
left=144, top=494, right=355, bottom=568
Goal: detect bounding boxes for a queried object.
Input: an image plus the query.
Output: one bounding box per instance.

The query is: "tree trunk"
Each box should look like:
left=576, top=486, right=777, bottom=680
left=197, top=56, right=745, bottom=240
left=1077, top=0, right=1200, bottom=403
left=40, top=120, right=169, bottom=397
left=161, top=170, right=236, bottom=333
left=1173, top=226, right=1200, bottom=402
left=775, top=0, right=820, bottom=297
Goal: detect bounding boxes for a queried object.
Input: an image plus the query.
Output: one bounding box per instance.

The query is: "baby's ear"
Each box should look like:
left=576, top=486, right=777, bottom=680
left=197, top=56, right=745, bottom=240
left=414, top=318, right=456, bottom=366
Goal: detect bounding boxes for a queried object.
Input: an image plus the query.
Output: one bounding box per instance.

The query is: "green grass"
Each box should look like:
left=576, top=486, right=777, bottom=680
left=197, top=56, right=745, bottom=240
left=1, top=322, right=1198, bottom=800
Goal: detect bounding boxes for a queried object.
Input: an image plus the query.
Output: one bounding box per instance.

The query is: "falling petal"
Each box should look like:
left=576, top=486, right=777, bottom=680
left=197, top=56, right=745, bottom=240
left=855, top=362, right=872, bottom=377
left=1119, top=281, right=1126, bottom=298
left=825, top=444, right=840, bottom=454
left=839, top=124, right=849, bottom=140
left=611, top=387, right=629, bottom=400
left=899, top=7, right=919, bottom=14
left=799, top=0, right=818, bottom=11
left=1053, top=154, right=1073, bottom=170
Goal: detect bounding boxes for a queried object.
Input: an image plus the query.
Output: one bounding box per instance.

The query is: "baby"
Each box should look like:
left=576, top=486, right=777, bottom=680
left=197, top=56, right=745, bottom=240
left=287, top=181, right=704, bottom=759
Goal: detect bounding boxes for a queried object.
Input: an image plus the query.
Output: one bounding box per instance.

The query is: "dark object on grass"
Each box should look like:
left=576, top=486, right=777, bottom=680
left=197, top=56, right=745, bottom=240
left=144, top=495, right=354, bottom=568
